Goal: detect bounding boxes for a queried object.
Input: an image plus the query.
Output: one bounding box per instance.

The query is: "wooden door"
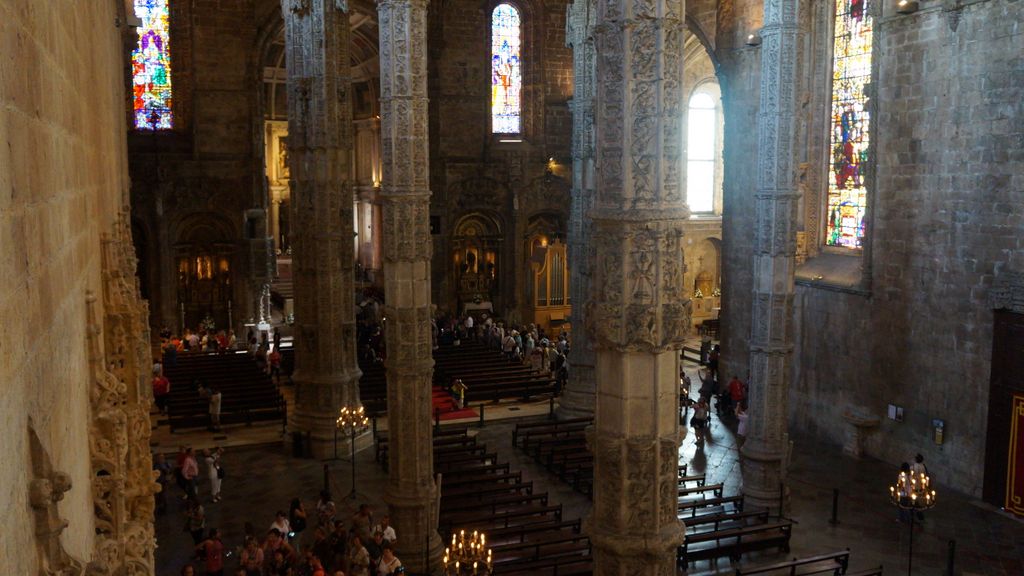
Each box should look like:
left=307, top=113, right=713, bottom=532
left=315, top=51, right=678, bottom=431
left=983, top=310, right=1024, bottom=513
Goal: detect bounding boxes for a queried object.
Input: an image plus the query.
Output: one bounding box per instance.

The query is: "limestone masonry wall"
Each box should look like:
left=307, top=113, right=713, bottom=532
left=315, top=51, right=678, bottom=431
left=0, top=0, right=134, bottom=571
left=790, top=0, right=1023, bottom=496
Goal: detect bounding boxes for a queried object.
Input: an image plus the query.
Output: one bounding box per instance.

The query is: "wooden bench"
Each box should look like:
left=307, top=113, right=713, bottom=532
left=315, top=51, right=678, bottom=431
left=678, top=494, right=744, bottom=518
left=686, top=509, right=770, bottom=535
left=679, top=520, right=793, bottom=565
left=734, top=549, right=850, bottom=575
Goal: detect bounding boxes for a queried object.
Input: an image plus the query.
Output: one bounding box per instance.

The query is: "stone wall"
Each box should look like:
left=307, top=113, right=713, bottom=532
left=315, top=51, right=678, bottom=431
left=128, top=0, right=262, bottom=334
left=427, top=0, right=575, bottom=318
left=719, top=0, right=1023, bottom=496
left=0, top=0, right=138, bottom=571
left=790, top=0, right=1023, bottom=496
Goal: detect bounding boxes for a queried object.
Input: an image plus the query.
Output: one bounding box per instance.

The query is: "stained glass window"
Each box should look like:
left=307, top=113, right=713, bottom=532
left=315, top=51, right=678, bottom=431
left=491, top=4, right=522, bottom=134
left=132, top=0, right=173, bottom=130
left=826, top=0, right=872, bottom=248
left=687, top=92, right=717, bottom=213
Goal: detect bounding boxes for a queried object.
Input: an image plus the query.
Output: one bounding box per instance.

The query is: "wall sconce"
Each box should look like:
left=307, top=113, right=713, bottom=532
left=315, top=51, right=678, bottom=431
left=896, top=0, right=919, bottom=14
left=746, top=31, right=762, bottom=47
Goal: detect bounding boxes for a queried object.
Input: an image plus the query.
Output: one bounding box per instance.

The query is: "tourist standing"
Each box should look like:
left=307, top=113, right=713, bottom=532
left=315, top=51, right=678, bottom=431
left=196, top=528, right=225, bottom=576
left=182, top=447, right=200, bottom=500
left=208, top=387, right=222, bottom=432
left=239, top=536, right=264, bottom=576
left=289, top=497, right=308, bottom=544
left=153, top=370, right=171, bottom=414
left=735, top=401, right=749, bottom=447
left=153, top=453, right=172, bottom=515
left=376, top=543, right=402, bottom=576
left=185, top=498, right=206, bottom=545
left=316, top=490, right=337, bottom=528
left=203, top=447, right=223, bottom=503
left=371, top=515, right=396, bottom=545
left=347, top=535, right=370, bottom=576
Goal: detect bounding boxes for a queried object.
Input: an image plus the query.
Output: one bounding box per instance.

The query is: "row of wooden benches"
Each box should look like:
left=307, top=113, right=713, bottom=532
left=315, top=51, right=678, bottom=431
left=161, top=352, right=286, bottom=431
left=512, top=418, right=884, bottom=574
left=375, top=426, right=592, bottom=575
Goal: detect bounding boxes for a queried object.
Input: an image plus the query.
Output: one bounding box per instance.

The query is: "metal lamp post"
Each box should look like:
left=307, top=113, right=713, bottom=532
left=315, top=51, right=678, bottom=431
left=335, top=405, right=369, bottom=501
left=889, top=469, right=937, bottom=575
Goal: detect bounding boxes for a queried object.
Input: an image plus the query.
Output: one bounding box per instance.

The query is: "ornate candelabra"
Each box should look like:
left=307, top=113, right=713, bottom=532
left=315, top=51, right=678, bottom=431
left=443, top=529, right=493, bottom=575
left=335, top=405, right=369, bottom=500
left=889, top=469, right=936, bottom=575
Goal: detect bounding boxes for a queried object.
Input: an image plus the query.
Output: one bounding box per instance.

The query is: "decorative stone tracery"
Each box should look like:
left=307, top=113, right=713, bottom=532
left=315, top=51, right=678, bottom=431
left=377, top=0, right=444, bottom=570
left=740, top=0, right=802, bottom=512
left=584, top=0, right=690, bottom=572
left=83, top=212, right=159, bottom=576
left=282, top=0, right=363, bottom=458
left=561, top=0, right=598, bottom=418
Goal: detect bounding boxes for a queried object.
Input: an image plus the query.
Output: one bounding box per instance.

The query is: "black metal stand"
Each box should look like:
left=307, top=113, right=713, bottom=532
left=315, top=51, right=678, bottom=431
left=906, top=512, right=915, bottom=576
left=345, top=427, right=359, bottom=501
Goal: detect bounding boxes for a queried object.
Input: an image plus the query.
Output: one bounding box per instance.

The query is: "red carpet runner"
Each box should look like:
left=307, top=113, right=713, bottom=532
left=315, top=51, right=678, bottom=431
left=432, top=386, right=478, bottom=421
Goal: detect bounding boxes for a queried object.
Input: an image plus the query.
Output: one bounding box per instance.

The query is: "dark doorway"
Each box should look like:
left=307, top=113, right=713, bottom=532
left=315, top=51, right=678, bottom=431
left=983, top=309, right=1024, bottom=510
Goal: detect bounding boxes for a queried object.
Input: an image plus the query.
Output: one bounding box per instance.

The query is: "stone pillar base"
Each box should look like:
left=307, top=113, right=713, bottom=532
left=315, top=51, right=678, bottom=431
left=384, top=486, right=444, bottom=574
left=586, top=522, right=683, bottom=576
left=740, top=439, right=788, bottom=513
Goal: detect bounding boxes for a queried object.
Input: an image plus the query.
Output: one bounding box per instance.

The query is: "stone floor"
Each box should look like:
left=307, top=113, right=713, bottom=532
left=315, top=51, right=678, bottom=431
left=154, top=368, right=1024, bottom=575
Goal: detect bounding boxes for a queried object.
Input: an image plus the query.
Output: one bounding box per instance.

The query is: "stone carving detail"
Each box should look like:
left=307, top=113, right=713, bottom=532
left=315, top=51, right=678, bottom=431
left=378, top=0, right=444, bottom=571
left=88, top=211, right=159, bottom=576
left=589, top=223, right=690, bottom=353
left=584, top=0, right=688, bottom=573
left=28, top=423, right=86, bottom=576
left=282, top=0, right=363, bottom=454
left=742, top=0, right=802, bottom=513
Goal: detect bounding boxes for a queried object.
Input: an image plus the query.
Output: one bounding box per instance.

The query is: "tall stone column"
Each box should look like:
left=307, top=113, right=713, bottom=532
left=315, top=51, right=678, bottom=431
left=585, top=0, right=689, bottom=573
left=560, top=0, right=598, bottom=419
left=378, top=0, right=444, bottom=571
left=282, top=0, right=362, bottom=459
left=740, top=0, right=801, bottom=512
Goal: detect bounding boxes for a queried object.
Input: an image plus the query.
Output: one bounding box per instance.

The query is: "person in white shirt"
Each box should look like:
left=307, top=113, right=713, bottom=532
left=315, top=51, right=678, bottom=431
left=270, top=510, right=291, bottom=539
left=372, top=514, right=397, bottom=544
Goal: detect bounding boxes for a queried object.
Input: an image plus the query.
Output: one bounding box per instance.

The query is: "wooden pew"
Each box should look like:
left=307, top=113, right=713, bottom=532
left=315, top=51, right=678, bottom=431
left=678, top=520, right=793, bottom=565
left=734, top=549, right=850, bottom=575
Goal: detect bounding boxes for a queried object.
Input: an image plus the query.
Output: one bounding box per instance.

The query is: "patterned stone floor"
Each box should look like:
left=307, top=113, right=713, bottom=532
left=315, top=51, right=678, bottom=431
left=154, top=373, right=1024, bottom=575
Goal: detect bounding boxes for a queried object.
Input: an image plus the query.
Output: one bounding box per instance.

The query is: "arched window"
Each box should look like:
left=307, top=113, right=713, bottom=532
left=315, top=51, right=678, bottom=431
left=491, top=4, right=522, bottom=134
left=825, top=0, right=873, bottom=248
left=686, top=91, right=718, bottom=214
left=132, top=0, right=174, bottom=130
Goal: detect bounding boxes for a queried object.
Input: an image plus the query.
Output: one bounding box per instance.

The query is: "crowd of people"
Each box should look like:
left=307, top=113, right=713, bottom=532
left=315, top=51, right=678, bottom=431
left=439, top=313, right=571, bottom=397
left=157, top=444, right=404, bottom=576
left=685, top=341, right=749, bottom=449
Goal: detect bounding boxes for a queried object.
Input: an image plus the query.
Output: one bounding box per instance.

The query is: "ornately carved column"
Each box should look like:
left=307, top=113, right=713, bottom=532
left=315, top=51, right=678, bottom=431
left=283, top=0, right=362, bottom=458
left=585, top=0, right=689, bottom=572
left=378, top=0, right=444, bottom=571
left=740, top=0, right=801, bottom=512
left=560, top=0, right=598, bottom=419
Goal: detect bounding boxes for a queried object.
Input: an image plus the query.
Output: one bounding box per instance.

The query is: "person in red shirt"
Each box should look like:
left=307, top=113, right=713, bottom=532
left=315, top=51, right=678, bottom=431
left=152, top=372, right=171, bottom=414
left=196, top=528, right=225, bottom=576
left=728, top=376, right=746, bottom=405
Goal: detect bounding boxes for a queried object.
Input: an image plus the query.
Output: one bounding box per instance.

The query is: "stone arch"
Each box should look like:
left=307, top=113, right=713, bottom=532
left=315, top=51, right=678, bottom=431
left=171, top=213, right=238, bottom=332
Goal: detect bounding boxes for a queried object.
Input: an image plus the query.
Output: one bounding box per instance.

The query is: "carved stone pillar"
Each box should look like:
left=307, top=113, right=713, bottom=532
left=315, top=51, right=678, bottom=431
left=283, top=0, right=362, bottom=458
left=740, top=0, right=801, bottom=512
left=585, top=0, right=689, bottom=573
left=378, top=0, right=444, bottom=571
left=560, top=0, right=598, bottom=419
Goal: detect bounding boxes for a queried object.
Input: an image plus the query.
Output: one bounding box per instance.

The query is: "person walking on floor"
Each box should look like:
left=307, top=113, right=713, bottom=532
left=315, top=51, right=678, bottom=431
left=203, top=447, right=223, bottom=503
left=182, top=447, right=200, bottom=500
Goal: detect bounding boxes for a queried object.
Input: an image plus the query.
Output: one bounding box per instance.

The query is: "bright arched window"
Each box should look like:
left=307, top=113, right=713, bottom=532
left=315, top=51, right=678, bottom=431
left=491, top=4, right=522, bottom=134
left=687, top=91, right=717, bottom=213
left=132, top=0, right=174, bottom=130
left=825, top=0, right=873, bottom=248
